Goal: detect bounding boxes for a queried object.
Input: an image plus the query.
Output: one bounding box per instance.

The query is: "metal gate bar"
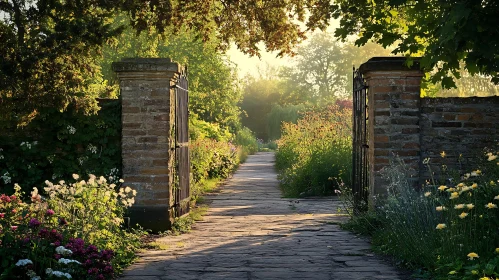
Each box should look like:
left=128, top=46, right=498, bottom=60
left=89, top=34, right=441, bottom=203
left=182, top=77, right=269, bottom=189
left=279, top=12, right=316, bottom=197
left=352, top=68, right=369, bottom=213
left=174, top=74, right=190, bottom=217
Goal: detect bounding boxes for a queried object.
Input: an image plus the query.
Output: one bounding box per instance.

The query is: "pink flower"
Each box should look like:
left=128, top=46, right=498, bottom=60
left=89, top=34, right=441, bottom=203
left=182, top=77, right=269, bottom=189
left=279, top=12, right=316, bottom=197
left=0, top=213, right=5, bottom=218
left=11, top=209, right=17, bottom=214
left=11, top=226, right=18, bottom=230
left=46, top=209, right=55, bottom=216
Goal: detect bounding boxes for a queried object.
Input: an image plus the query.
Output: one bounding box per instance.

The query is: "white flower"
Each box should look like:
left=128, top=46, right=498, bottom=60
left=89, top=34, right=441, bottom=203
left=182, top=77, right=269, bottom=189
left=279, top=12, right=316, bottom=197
left=55, top=246, right=73, bottom=256
left=67, top=125, right=76, bottom=135
left=46, top=269, right=72, bottom=279
left=58, top=258, right=81, bottom=265
left=125, top=186, right=131, bottom=193
left=15, top=259, right=33, bottom=266
left=72, top=174, right=79, bottom=180
left=132, top=190, right=137, bottom=196
left=119, top=178, right=124, bottom=183
left=87, top=144, right=97, bottom=154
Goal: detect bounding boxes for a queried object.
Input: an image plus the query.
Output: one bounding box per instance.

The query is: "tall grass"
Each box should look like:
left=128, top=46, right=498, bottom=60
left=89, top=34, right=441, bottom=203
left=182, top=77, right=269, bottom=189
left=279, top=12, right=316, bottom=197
left=341, top=155, right=499, bottom=279
left=275, top=105, right=352, bottom=197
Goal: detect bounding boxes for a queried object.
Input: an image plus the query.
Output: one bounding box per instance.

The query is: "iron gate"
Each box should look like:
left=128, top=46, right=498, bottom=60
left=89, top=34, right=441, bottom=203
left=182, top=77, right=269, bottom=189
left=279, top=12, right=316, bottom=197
left=173, top=73, right=190, bottom=217
left=352, top=68, right=369, bottom=213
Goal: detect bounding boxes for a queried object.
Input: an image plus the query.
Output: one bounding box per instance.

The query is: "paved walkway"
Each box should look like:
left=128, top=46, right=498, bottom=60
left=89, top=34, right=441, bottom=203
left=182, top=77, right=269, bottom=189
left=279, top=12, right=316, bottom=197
left=122, top=152, right=411, bottom=280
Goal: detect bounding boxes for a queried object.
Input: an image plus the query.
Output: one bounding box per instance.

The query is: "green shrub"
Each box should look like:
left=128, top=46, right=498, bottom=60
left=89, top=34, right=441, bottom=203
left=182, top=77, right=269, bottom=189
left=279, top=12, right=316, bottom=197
left=342, top=155, right=499, bottom=279
left=275, top=105, right=352, bottom=197
left=189, top=117, right=232, bottom=142
left=266, top=104, right=305, bottom=141
left=234, top=127, right=258, bottom=155
left=0, top=101, right=121, bottom=193
left=190, top=138, right=240, bottom=198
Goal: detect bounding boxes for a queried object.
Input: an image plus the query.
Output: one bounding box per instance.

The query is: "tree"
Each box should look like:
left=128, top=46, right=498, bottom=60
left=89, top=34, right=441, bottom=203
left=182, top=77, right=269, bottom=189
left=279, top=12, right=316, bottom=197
left=0, top=0, right=334, bottom=127
left=332, top=0, right=499, bottom=88
left=240, top=76, right=284, bottom=140
left=99, top=17, right=243, bottom=131
left=279, top=33, right=346, bottom=105
left=278, top=33, right=392, bottom=104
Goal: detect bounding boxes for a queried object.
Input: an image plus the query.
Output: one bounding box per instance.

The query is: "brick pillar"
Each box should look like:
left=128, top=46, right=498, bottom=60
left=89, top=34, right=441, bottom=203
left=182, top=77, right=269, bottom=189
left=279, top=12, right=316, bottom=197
left=359, top=57, right=423, bottom=200
left=112, top=58, right=185, bottom=232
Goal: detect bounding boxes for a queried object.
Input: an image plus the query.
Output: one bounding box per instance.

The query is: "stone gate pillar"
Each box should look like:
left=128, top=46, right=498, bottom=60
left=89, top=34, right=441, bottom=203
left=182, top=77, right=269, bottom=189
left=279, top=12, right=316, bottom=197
left=359, top=57, right=423, bottom=201
left=112, top=58, right=185, bottom=232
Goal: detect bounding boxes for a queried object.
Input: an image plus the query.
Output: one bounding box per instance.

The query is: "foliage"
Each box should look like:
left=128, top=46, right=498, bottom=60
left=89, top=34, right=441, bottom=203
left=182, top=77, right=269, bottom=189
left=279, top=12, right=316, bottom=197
left=342, top=154, right=499, bottom=279
left=190, top=138, right=240, bottom=186
left=1, top=0, right=335, bottom=128
left=0, top=101, right=121, bottom=194
left=0, top=177, right=142, bottom=279
left=240, top=77, right=285, bottom=140
left=189, top=117, right=232, bottom=142
left=275, top=105, right=352, bottom=197
left=234, top=127, right=258, bottom=156
left=279, top=33, right=393, bottom=105
left=331, top=0, right=499, bottom=88
left=266, top=104, right=305, bottom=141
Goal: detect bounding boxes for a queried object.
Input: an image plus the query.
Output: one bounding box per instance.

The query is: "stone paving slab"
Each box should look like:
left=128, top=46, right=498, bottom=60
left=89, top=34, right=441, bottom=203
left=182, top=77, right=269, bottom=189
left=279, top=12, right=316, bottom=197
left=122, top=152, right=412, bottom=280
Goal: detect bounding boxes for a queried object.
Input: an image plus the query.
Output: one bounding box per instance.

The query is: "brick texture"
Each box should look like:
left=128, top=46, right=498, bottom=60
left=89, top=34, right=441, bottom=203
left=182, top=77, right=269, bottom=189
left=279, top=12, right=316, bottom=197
left=113, top=58, right=185, bottom=232
left=361, top=57, right=499, bottom=205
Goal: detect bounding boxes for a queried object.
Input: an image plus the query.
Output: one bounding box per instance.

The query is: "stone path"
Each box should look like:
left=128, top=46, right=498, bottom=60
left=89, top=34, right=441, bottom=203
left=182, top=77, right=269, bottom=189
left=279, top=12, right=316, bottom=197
left=122, top=152, right=412, bottom=280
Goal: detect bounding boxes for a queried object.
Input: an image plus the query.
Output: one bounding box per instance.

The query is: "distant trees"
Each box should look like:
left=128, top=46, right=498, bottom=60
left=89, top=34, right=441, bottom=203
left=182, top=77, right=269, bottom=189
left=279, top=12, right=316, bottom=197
left=240, top=32, right=392, bottom=141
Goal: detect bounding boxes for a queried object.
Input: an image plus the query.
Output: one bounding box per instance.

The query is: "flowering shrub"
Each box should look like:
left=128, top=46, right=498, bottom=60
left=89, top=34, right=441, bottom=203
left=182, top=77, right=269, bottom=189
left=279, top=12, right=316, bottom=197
left=0, top=175, right=142, bottom=279
left=342, top=153, right=499, bottom=280
left=190, top=138, right=240, bottom=184
left=275, top=105, right=352, bottom=197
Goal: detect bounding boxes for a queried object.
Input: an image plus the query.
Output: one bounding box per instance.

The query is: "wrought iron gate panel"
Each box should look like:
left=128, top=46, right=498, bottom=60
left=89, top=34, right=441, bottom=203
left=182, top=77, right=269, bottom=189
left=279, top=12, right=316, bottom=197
left=174, top=74, right=190, bottom=217
left=352, top=68, right=369, bottom=213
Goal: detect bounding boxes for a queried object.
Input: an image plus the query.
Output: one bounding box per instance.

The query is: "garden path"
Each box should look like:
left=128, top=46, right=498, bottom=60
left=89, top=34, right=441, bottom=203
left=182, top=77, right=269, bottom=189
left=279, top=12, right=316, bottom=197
left=122, top=152, right=412, bottom=280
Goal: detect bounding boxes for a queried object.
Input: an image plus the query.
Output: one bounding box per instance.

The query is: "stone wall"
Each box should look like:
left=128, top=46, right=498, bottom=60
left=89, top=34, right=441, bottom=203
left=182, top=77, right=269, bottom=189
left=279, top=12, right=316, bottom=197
left=420, top=96, right=499, bottom=180
left=113, top=58, right=186, bottom=232
left=360, top=57, right=499, bottom=202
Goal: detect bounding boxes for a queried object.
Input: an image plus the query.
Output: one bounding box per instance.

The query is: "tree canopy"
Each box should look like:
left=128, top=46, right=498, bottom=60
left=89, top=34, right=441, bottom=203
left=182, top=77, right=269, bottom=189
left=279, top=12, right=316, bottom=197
left=332, top=0, right=499, bottom=88
left=0, top=0, right=332, bottom=127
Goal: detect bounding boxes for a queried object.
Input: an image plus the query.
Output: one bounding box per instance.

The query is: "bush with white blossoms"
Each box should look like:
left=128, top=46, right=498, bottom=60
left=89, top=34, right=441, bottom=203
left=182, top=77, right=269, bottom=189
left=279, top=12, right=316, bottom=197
left=0, top=174, right=143, bottom=279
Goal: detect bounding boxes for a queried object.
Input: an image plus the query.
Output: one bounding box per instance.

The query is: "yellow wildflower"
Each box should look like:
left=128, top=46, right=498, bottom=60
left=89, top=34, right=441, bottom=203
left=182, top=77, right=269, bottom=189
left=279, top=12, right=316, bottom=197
left=488, top=154, right=497, bottom=161
left=459, top=186, right=471, bottom=194
left=447, top=187, right=456, bottom=192
left=457, top=183, right=465, bottom=188
left=440, top=151, right=446, bottom=158
left=496, top=248, right=499, bottom=254
left=436, top=223, right=446, bottom=230
left=479, top=277, right=491, bottom=280
left=491, top=181, right=497, bottom=186
left=494, top=195, right=499, bottom=200
left=471, top=270, right=478, bottom=275
left=464, top=173, right=471, bottom=179
left=454, top=204, right=465, bottom=209
left=467, top=252, right=479, bottom=260
left=485, top=202, right=498, bottom=209
left=486, top=152, right=493, bottom=157
left=450, top=192, right=459, bottom=199
left=448, top=271, right=457, bottom=275
left=436, top=206, right=446, bottom=211
left=472, top=183, right=478, bottom=189
left=438, top=185, right=448, bottom=191
left=424, top=191, right=431, bottom=197
left=466, top=204, right=474, bottom=210
left=458, top=212, right=468, bottom=219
